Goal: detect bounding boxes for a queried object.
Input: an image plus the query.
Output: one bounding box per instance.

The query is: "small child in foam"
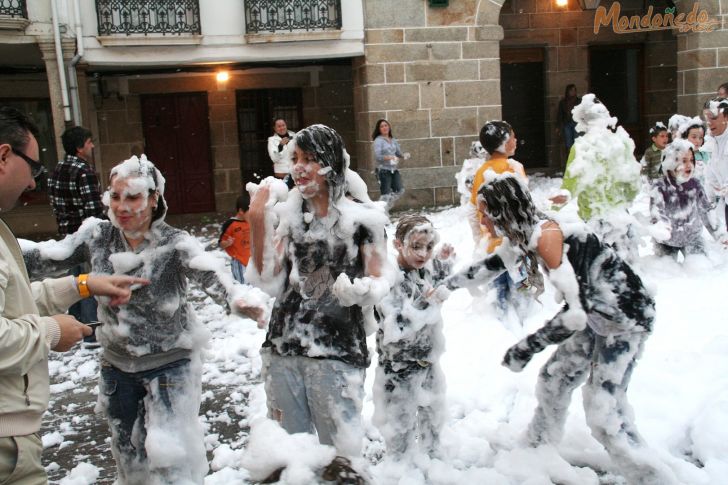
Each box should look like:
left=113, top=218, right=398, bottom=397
left=372, top=214, right=454, bottom=458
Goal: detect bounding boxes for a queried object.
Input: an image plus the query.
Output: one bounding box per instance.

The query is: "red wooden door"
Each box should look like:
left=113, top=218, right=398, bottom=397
left=141, top=93, right=215, bottom=214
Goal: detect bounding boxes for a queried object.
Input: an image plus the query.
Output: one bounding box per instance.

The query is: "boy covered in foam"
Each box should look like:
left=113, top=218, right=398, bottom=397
left=372, top=215, right=454, bottom=458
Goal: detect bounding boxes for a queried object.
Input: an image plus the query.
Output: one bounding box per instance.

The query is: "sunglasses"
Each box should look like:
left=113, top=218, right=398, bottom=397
left=12, top=147, right=46, bottom=178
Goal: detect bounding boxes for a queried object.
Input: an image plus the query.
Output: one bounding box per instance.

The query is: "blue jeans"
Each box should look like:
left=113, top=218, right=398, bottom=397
left=231, top=259, right=246, bottom=284
left=378, top=169, right=403, bottom=196
left=99, top=358, right=207, bottom=484
left=562, top=120, right=578, bottom=151
left=492, top=271, right=512, bottom=313
left=261, top=351, right=365, bottom=458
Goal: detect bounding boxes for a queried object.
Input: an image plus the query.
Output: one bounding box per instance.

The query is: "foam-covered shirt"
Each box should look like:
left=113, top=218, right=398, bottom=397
left=650, top=175, right=716, bottom=247
left=24, top=220, right=236, bottom=373
left=375, top=258, right=451, bottom=366
left=263, top=199, right=383, bottom=368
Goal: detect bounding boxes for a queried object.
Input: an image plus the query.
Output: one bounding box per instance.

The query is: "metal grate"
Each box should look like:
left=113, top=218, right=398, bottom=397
left=245, top=0, right=341, bottom=34
left=0, top=0, right=27, bottom=18
left=96, top=0, right=201, bottom=36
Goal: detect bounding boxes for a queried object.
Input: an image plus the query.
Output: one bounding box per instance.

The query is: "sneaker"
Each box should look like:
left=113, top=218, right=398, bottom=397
left=321, top=456, right=367, bottom=485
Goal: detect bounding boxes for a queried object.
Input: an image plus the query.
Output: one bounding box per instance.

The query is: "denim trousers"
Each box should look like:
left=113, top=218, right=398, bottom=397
left=99, top=358, right=207, bottom=484
left=378, top=169, right=403, bottom=196
left=231, top=259, right=246, bottom=284
left=261, top=351, right=365, bottom=458
left=562, top=120, right=578, bottom=151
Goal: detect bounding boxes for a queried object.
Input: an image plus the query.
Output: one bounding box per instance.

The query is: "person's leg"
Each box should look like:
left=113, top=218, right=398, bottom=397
left=143, top=358, right=208, bottom=484
left=372, top=363, right=419, bottom=456
left=262, top=353, right=314, bottom=435
left=378, top=169, right=393, bottom=197
left=0, top=434, right=45, bottom=485
left=391, top=170, right=404, bottom=196
left=99, top=362, right=148, bottom=484
left=583, top=331, right=668, bottom=483
left=305, top=358, right=365, bottom=458
left=231, top=258, right=245, bottom=284
left=491, top=271, right=511, bottom=316
left=526, top=329, right=595, bottom=445
left=417, top=363, right=447, bottom=456
left=684, top=238, right=706, bottom=257
left=563, top=123, right=576, bottom=151
left=653, top=242, right=680, bottom=260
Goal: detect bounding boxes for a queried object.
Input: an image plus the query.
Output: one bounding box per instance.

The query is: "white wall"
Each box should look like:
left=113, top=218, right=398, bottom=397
left=78, top=0, right=364, bottom=67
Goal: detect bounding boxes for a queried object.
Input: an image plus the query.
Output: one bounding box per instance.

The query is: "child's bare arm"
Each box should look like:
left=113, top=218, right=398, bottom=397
left=248, top=186, right=270, bottom=274
left=362, top=242, right=383, bottom=278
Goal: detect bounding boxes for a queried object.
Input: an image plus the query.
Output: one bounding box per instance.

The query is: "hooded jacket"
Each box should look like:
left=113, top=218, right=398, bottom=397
left=0, top=218, right=79, bottom=438
left=650, top=175, right=717, bottom=247
left=23, top=219, right=237, bottom=373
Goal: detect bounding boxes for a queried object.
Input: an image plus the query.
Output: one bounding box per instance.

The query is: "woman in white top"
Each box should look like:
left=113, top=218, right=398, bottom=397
left=267, top=118, right=296, bottom=179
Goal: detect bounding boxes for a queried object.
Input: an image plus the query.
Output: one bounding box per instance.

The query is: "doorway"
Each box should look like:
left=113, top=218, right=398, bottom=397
left=500, top=47, right=547, bottom=169
left=141, top=92, right=216, bottom=215
left=235, top=88, right=303, bottom=184
left=589, top=44, right=644, bottom=155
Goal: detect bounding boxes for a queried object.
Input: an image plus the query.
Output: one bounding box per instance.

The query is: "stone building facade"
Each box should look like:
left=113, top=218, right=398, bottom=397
left=354, top=0, right=505, bottom=207
left=2, top=0, right=727, bottom=235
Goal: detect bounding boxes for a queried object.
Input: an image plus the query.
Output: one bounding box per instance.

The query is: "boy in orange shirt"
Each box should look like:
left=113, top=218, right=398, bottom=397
left=470, top=121, right=527, bottom=251
left=219, top=194, right=251, bottom=283
left=469, top=121, right=529, bottom=319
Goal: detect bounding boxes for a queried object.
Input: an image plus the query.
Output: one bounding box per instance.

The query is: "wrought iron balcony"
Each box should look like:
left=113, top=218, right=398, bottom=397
left=0, top=0, right=27, bottom=18
left=96, top=0, right=201, bottom=36
left=245, top=0, right=342, bottom=34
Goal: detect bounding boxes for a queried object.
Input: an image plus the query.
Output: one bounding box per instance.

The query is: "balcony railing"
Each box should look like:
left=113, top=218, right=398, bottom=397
left=96, top=0, right=201, bottom=36
left=245, top=0, right=341, bottom=34
left=0, top=0, right=27, bottom=18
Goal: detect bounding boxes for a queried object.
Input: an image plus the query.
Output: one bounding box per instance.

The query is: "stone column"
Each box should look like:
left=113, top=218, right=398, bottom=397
left=675, top=0, right=728, bottom=115
left=355, top=0, right=504, bottom=208
left=37, top=38, right=76, bottom=158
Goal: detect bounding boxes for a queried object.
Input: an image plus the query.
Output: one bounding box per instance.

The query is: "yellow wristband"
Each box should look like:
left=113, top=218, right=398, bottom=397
left=77, top=273, right=91, bottom=298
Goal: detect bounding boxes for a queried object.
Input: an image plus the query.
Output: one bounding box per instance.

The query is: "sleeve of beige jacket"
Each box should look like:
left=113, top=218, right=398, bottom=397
left=31, top=275, right=80, bottom=316
left=0, top=263, right=77, bottom=375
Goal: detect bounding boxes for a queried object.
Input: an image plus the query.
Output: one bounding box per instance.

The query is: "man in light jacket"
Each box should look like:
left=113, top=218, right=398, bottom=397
left=0, top=106, right=146, bottom=484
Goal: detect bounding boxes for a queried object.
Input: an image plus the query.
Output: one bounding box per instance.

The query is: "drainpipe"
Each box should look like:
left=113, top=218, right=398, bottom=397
left=50, top=0, right=72, bottom=122
left=67, top=0, right=84, bottom=125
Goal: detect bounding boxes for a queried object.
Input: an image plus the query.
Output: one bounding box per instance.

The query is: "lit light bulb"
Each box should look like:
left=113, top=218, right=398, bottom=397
left=555, top=0, right=568, bottom=6
left=216, top=71, right=229, bottom=82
